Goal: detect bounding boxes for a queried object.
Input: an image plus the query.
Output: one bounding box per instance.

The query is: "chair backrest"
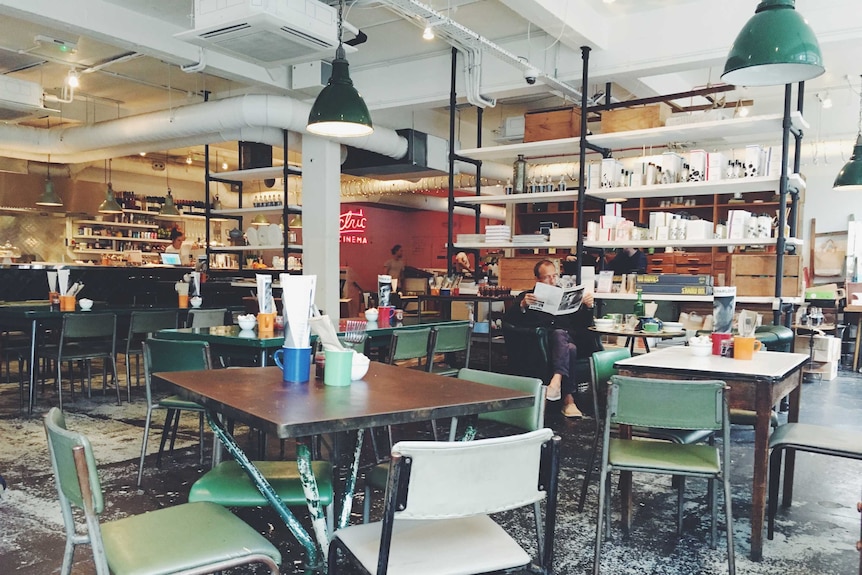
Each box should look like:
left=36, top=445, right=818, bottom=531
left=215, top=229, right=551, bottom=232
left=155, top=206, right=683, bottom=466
left=387, top=327, right=433, bottom=365
left=128, top=310, right=178, bottom=338
left=187, top=308, right=228, bottom=328
left=44, top=406, right=105, bottom=517
left=388, top=428, right=556, bottom=520
left=458, top=368, right=544, bottom=431
left=142, top=338, right=211, bottom=405
left=402, top=277, right=429, bottom=295
left=61, top=313, right=116, bottom=340
left=428, top=323, right=473, bottom=371
left=501, top=322, right=551, bottom=382
left=608, top=375, right=726, bottom=431
left=590, top=348, right=632, bottom=419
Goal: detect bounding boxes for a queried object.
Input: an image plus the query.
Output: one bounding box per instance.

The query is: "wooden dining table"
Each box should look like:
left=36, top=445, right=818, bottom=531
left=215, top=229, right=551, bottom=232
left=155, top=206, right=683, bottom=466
left=613, top=346, right=808, bottom=560
left=153, top=362, right=534, bottom=572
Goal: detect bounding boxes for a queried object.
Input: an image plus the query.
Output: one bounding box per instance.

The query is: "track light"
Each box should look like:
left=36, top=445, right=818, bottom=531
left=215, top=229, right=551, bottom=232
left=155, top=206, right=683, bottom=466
left=423, top=24, right=435, bottom=40
left=66, top=69, right=79, bottom=89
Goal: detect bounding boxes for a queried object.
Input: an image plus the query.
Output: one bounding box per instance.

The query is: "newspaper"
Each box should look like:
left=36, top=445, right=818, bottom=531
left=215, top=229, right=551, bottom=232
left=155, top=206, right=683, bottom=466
left=529, top=283, right=585, bottom=315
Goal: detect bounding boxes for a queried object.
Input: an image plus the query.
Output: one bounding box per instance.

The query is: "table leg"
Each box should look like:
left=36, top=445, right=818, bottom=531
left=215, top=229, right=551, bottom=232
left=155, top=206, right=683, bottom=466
left=205, top=412, right=322, bottom=571
left=854, top=315, right=862, bottom=372
left=749, top=381, right=776, bottom=561
left=642, top=337, right=651, bottom=354
left=619, top=424, right=633, bottom=534
left=27, top=318, right=37, bottom=416
left=260, top=349, right=268, bottom=367
left=337, top=429, right=364, bottom=530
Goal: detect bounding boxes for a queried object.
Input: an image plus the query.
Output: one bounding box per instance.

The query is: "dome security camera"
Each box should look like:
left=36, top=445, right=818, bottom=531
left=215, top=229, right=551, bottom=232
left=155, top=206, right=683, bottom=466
left=524, top=66, right=540, bottom=85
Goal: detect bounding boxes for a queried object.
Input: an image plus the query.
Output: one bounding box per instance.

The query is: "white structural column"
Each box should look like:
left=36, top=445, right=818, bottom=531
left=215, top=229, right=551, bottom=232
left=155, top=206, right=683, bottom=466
left=301, top=134, right=343, bottom=320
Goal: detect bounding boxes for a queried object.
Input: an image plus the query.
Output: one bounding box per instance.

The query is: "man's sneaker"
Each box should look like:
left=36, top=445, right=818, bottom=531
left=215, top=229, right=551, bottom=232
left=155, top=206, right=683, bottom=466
left=561, top=403, right=583, bottom=418
left=546, top=381, right=562, bottom=401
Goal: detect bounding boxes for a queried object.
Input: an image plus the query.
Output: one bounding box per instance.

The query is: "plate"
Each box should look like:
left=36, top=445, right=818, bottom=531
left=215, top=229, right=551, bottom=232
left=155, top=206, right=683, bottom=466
left=245, top=227, right=258, bottom=246
left=267, top=224, right=283, bottom=246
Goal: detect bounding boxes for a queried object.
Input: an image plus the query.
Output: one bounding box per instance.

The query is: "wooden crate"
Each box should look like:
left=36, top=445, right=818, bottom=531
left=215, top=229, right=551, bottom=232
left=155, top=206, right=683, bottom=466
left=728, top=253, right=802, bottom=297
left=524, top=107, right=581, bottom=142
left=499, top=256, right=559, bottom=290
left=601, top=103, right=671, bottom=134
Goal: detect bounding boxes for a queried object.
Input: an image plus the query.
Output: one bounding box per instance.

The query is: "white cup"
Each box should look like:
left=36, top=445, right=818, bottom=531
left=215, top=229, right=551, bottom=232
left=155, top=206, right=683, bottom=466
left=364, top=308, right=378, bottom=322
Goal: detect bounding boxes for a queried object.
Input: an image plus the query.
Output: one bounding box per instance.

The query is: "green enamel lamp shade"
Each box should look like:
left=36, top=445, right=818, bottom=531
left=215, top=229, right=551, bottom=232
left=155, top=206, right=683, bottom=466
left=252, top=213, right=270, bottom=225
left=307, top=47, right=373, bottom=138
left=98, top=183, right=123, bottom=214
left=833, top=135, right=862, bottom=191
left=159, top=188, right=180, bottom=216
left=722, top=0, right=824, bottom=87
left=288, top=213, right=302, bottom=228
left=35, top=178, right=63, bottom=207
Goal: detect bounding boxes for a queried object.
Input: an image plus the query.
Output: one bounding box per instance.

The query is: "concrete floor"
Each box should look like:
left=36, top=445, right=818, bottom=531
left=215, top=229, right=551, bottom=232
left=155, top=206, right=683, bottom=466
left=0, top=351, right=860, bottom=575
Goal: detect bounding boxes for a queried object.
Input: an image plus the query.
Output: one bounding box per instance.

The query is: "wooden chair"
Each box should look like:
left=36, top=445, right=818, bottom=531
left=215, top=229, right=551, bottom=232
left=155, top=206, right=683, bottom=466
left=767, top=422, right=862, bottom=539
left=331, top=429, right=560, bottom=575
left=594, top=376, right=735, bottom=575
left=44, top=407, right=281, bottom=575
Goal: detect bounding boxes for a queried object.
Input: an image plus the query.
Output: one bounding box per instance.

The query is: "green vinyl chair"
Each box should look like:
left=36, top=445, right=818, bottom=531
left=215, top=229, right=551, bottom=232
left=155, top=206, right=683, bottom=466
left=137, top=338, right=209, bottom=487
left=44, top=407, right=281, bottom=575
left=186, top=308, right=229, bottom=328
left=385, top=327, right=433, bottom=368
left=331, top=429, right=561, bottom=575
left=594, top=376, right=735, bottom=575
left=427, top=323, right=472, bottom=377
left=118, top=309, right=177, bottom=402
left=578, top=348, right=714, bottom=512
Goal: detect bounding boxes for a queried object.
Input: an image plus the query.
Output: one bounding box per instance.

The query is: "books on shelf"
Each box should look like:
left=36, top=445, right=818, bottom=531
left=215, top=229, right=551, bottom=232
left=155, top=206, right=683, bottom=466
left=636, top=274, right=713, bottom=286
left=513, top=234, right=547, bottom=244
left=484, top=225, right=511, bottom=243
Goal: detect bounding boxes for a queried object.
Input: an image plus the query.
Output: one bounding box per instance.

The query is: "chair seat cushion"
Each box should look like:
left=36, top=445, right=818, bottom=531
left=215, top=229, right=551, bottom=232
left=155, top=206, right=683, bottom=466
left=768, top=422, right=862, bottom=458
left=189, top=460, right=334, bottom=507
left=334, top=515, right=530, bottom=575
left=639, top=427, right=714, bottom=445
left=609, top=438, right=721, bottom=475
left=366, top=462, right=389, bottom=490
left=158, top=395, right=204, bottom=411
left=101, top=501, right=281, bottom=575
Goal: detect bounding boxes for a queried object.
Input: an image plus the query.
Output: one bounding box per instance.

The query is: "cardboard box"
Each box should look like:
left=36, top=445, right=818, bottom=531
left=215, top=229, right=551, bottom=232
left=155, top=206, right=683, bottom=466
left=794, top=334, right=841, bottom=361
left=804, top=360, right=838, bottom=381
left=601, top=103, right=671, bottom=133
left=524, top=107, right=581, bottom=142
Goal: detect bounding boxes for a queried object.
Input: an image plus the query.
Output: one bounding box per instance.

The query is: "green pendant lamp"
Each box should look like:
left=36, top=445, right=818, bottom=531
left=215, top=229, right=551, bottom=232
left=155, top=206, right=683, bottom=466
left=36, top=160, right=63, bottom=207
left=98, top=183, right=123, bottom=214
left=252, top=213, right=270, bottom=225
left=722, top=0, right=824, bottom=87
left=306, top=0, right=373, bottom=137
left=833, top=76, right=862, bottom=191
left=288, top=213, right=303, bottom=228
left=160, top=188, right=181, bottom=216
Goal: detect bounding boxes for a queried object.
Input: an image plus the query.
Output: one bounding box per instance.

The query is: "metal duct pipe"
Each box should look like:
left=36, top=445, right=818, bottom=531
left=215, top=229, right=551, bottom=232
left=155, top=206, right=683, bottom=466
left=0, top=95, right=409, bottom=164
left=342, top=193, right=505, bottom=220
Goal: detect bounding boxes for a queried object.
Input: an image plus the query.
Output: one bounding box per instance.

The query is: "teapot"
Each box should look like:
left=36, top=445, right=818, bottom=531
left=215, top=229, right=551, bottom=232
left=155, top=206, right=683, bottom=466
left=228, top=227, right=245, bottom=246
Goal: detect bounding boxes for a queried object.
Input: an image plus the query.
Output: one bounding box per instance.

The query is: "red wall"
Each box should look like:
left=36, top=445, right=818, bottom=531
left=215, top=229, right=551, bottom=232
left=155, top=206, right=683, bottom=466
left=339, top=204, right=486, bottom=292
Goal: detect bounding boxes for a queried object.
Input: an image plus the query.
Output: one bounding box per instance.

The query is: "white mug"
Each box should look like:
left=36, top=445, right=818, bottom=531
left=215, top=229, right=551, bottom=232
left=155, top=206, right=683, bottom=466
left=364, top=308, right=378, bottom=322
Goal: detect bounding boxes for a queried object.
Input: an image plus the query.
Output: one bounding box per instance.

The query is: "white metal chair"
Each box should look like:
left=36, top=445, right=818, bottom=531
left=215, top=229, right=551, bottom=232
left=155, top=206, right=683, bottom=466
left=332, top=428, right=560, bottom=575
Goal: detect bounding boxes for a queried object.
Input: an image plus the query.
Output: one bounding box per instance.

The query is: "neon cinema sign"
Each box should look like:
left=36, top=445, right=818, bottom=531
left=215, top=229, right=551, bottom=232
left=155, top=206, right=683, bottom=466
left=340, top=208, right=368, bottom=243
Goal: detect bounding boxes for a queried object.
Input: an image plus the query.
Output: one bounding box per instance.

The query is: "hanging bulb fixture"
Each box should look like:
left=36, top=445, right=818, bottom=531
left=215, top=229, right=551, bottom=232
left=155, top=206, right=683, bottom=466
left=833, top=75, right=862, bottom=191
left=307, top=0, right=373, bottom=137
left=36, top=158, right=63, bottom=207
left=721, top=0, right=824, bottom=87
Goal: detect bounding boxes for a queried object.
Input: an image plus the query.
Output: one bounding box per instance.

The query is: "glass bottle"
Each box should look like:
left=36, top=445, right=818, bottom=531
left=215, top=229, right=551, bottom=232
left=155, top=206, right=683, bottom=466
left=633, top=288, right=645, bottom=318
left=512, top=154, right=527, bottom=194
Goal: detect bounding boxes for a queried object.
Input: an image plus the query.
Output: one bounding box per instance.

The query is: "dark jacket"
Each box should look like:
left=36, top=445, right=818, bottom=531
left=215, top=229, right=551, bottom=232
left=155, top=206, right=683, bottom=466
left=504, top=289, right=599, bottom=358
left=608, top=249, right=647, bottom=275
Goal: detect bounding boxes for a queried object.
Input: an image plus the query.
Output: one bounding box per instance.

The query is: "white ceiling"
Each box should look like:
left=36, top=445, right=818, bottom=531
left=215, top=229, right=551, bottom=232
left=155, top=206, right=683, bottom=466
left=0, top=0, right=859, bottom=173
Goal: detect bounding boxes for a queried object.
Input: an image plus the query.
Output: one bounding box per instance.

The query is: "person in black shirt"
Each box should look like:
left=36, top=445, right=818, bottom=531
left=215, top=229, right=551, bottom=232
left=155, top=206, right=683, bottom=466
left=504, top=259, right=599, bottom=418
left=608, top=247, right=647, bottom=275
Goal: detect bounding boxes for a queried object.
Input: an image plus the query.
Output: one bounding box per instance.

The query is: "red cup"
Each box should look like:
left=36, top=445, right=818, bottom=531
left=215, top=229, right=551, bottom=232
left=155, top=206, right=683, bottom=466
left=378, top=305, right=395, bottom=327
left=711, top=332, right=733, bottom=356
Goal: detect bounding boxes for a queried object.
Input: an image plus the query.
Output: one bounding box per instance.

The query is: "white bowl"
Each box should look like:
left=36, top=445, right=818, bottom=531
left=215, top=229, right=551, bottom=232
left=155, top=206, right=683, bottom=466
left=594, top=319, right=614, bottom=329
left=689, top=343, right=712, bottom=356
left=78, top=298, right=94, bottom=311
left=663, top=321, right=684, bottom=331
left=237, top=317, right=257, bottom=330
left=190, top=296, right=203, bottom=308
left=351, top=353, right=371, bottom=381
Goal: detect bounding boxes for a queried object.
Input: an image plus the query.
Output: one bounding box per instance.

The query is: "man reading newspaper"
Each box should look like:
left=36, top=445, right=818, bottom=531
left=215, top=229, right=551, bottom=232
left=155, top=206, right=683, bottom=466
left=504, top=259, right=599, bottom=418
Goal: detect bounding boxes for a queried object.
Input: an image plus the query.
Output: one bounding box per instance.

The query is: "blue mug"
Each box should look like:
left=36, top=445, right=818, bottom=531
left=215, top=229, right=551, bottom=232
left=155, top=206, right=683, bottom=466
left=272, top=346, right=312, bottom=383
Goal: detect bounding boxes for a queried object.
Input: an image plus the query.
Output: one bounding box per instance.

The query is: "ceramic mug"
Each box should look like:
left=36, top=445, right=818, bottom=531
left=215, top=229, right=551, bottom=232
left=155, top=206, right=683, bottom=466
left=364, top=308, right=379, bottom=322
left=733, top=336, right=762, bottom=360
left=273, top=346, right=312, bottom=383
left=377, top=305, right=395, bottom=328
left=711, top=332, right=733, bottom=356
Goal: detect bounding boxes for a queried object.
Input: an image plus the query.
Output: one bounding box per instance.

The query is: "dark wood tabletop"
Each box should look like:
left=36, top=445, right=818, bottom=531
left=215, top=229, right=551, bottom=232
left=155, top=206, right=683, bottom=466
left=154, top=362, right=534, bottom=439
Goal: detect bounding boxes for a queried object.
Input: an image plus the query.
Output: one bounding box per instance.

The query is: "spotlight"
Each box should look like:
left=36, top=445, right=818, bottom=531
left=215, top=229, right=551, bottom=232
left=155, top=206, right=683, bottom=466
left=66, top=69, right=79, bottom=89
left=423, top=25, right=435, bottom=40
left=222, top=161, right=228, bottom=170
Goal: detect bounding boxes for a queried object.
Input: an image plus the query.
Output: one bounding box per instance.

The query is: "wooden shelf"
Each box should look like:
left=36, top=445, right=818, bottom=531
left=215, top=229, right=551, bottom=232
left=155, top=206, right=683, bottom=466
left=122, top=209, right=207, bottom=221
left=209, top=165, right=301, bottom=183
left=595, top=292, right=804, bottom=305
left=211, top=204, right=301, bottom=217
left=587, top=174, right=804, bottom=201
left=586, top=237, right=803, bottom=249
left=72, top=235, right=170, bottom=244
left=74, top=219, right=158, bottom=229
left=209, top=244, right=302, bottom=252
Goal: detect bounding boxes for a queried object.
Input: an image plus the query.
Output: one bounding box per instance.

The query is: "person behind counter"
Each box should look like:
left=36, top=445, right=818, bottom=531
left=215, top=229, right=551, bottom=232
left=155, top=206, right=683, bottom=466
left=165, top=227, right=190, bottom=264
left=383, top=244, right=405, bottom=291
left=607, top=247, right=647, bottom=275
left=503, top=259, right=599, bottom=418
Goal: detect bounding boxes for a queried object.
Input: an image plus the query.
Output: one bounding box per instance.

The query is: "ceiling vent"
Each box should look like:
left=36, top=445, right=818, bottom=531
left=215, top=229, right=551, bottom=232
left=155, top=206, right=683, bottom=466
left=0, top=76, right=50, bottom=121
left=342, top=129, right=449, bottom=180
left=175, top=0, right=340, bottom=66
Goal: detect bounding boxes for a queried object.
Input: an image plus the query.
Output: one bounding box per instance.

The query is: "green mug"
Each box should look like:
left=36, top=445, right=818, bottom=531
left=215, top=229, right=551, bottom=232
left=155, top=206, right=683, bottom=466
left=642, top=322, right=660, bottom=333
